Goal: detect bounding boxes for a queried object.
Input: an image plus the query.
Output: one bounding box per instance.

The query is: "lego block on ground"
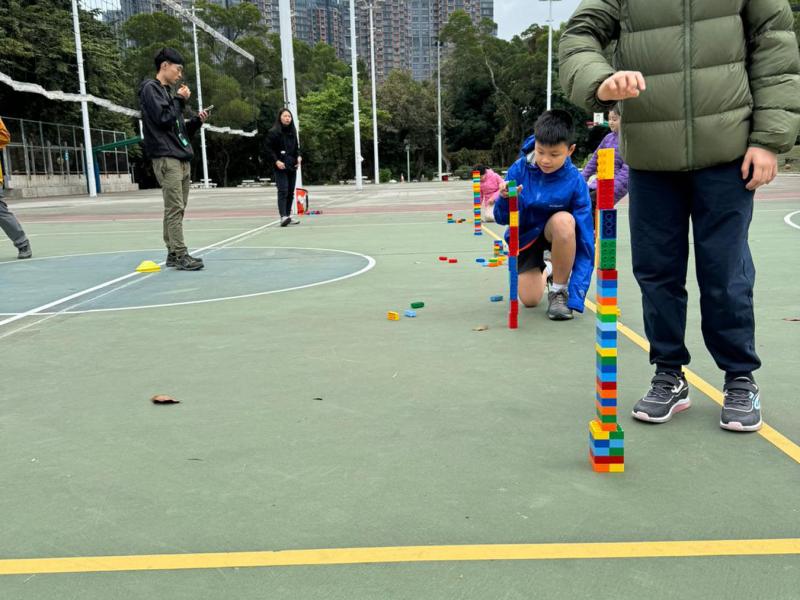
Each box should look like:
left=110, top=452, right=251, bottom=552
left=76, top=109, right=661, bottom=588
left=387, top=311, right=400, bottom=320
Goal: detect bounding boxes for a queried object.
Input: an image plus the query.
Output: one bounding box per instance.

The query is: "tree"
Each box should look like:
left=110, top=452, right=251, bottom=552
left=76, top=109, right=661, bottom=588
left=0, top=0, right=131, bottom=132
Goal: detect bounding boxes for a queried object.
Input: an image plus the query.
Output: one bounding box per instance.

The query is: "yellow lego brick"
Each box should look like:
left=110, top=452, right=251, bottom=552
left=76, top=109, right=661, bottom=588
left=595, top=344, right=618, bottom=357
left=387, top=311, right=400, bottom=320
left=608, top=463, right=624, bottom=472
left=509, top=213, right=519, bottom=227
left=597, top=148, right=615, bottom=180
left=589, top=419, right=610, bottom=440
left=597, top=303, right=618, bottom=315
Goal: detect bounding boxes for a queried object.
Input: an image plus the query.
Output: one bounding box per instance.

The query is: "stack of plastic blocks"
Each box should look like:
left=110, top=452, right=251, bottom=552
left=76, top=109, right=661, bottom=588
left=507, top=180, right=519, bottom=329
left=471, top=170, right=482, bottom=236
left=589, top=148, right=624, bottom=473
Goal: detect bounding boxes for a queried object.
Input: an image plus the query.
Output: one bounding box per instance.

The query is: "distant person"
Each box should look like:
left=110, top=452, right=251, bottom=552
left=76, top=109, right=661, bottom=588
left=138, top=47, right=208, bottom=271
left=265, top=109, right=302, bottom=227
left=0, top=116, right=31, bottom=259
left=581, top=105, right=628, bottom=213
left=472, top=164, right=503, bottom=223
left=560, top=0, right=800, bottom=431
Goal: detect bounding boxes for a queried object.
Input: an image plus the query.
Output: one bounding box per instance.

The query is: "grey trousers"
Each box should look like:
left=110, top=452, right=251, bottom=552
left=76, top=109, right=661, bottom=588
left=152, top=157, right=191, bottom=256
left=0, top=188, right=28, bottom=249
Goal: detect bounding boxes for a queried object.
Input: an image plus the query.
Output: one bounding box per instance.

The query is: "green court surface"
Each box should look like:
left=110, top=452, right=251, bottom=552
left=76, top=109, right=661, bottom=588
left=0, top=179, right=798, bottom=599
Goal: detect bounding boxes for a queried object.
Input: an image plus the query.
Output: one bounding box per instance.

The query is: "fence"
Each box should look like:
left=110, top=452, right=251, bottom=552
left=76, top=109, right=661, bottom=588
left=1, top=116, right=131, bottom=180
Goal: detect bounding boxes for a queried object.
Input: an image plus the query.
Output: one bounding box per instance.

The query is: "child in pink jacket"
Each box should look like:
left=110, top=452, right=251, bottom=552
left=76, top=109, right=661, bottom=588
left=473, top=165, right=504, bottom=222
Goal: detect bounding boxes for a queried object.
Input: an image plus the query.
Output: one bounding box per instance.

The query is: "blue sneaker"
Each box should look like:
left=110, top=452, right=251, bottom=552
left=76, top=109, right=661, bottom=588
left=720, top=377, right=762, bottom=432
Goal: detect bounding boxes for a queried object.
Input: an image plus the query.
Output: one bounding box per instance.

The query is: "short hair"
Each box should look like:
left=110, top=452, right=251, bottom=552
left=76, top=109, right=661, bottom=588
left=533, top=109, right=575, bottom=146
left=154, top=48, right=185, bottom=73
left=472, top=164, right=487, bottom=176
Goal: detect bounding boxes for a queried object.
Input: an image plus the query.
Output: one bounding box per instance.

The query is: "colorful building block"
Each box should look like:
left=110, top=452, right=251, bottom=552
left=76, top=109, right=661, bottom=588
left=387, top=311, right=400, bottom=320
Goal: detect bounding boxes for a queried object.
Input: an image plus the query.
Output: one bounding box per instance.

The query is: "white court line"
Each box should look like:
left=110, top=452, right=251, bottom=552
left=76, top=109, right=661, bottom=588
left=784, top=210, right=800, bottom=231
left=0, top=220, right=280, bottom=328
left=0, top=247, right=375, bottom=316
left=27, top=228, right=246, bottom=237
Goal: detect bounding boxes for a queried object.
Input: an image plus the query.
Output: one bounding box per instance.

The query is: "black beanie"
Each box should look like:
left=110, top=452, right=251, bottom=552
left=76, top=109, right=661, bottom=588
left=154, top=48, right=185, bottom=72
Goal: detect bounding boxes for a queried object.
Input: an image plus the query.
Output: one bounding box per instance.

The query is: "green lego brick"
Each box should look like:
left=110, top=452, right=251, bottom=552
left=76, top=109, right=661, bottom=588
left=610, top=447, right=625, bottom=456
left=597, top=312, right=618, bottom=323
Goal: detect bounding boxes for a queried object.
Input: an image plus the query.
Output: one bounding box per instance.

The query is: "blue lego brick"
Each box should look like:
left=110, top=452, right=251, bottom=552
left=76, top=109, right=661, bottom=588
left=490, top=295, right=503, bottom=302
left=596, top=369, right=618, bottom=382
left=591, top=437, right=610, bottom=448
left=590, top=444, right=610, bottom=457
left=610, top=439, right=624, bottom=448
left=596, top=336, right=618, bottom=349
left=599, top=210, right=617, bottom=240
left=596, top=327, right=617, bottom=339
left=596, top=320, right=617, bottom=332
left=404, top=310, right=417, bottom=317
left=596, top=394, right=618, bottom=407
left=507, top=256, right=518, bottom=271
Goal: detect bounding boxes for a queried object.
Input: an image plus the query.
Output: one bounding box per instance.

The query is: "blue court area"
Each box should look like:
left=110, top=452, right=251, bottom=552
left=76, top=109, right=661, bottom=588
left=0, top=247, right=373, bottom=314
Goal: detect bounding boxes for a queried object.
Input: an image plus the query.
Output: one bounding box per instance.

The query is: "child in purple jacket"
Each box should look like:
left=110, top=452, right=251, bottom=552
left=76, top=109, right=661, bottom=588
left=581, top=105, right=629, bottom=210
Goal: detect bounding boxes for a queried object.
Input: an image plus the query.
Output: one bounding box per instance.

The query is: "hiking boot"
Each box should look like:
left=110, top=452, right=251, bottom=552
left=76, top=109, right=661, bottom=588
left=546, top=288, right=573, bottom=320
left=175, top=253, right=204, bottom=271
left=720, top=377, right=762, bottom=432
left=280, top=216, right=291, bottom=227
left=632, top=372, right=690, bottom=423
left=17, top=241, right=32, bottom=259
left=166, top=252, right=178, bottom=267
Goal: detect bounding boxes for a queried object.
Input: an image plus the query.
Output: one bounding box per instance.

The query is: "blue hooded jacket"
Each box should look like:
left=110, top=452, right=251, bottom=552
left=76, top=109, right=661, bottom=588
left=493, top=135, right=595, bottom=312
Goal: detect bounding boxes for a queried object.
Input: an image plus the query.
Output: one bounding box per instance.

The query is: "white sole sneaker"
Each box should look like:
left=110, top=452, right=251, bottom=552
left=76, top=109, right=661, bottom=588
left=632, top=396, right=691, bottom=423
left=719, top=417, right=762, bottom=432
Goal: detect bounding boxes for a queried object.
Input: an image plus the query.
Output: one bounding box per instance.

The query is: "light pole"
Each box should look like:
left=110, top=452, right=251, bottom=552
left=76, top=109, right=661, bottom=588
left=367, top=1, right=380, bottom=184
left=539, top=0, right=561, bottom=111
left=436, top=39, right=442, bottom=182
left=349, top=0, right=363, bottom=190
left=191, top=3, right=210, bottom=189
left=279, top=0, right=303, bottom=191
left=70, top=0, right=97, bottom=197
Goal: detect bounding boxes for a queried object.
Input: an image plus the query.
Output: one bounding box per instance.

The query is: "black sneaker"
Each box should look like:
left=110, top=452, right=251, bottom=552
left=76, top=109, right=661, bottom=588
left=175, top=254, right=204, bottom=271
left=546, top=288, right=573, bottom=320
left=17, top=241, right=32, bottom=259
left=280, top=216, right=291, bottom=227
left=166, top=252, right=178, bottom=267
left=720, top=377, right=762, bottom=432
left=632, top=372, right=690, bottom=423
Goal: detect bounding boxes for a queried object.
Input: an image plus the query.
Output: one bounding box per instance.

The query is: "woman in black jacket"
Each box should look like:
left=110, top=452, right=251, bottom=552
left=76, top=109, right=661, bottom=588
left=265, top=109, right=302, bottom=226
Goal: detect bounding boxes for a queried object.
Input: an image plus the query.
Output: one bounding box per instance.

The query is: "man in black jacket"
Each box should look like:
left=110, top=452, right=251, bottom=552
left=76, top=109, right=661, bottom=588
left=139, top=48, right=208, bottom=271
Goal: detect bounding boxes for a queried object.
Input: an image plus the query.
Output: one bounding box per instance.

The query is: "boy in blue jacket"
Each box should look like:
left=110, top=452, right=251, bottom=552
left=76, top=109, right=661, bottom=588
left=494, top=110, right=594, bottom=320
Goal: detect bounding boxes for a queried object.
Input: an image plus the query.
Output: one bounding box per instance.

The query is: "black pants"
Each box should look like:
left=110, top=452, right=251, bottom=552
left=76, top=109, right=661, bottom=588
left=274, top=168, right=297, bottom=218
left=628, top=159, right=760, bottom=377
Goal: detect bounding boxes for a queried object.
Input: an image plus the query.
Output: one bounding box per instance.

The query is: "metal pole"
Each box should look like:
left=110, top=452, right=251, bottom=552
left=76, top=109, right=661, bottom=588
left=192, top=4, right=210, bottom=189
left=349, top=0, right=363, bottom=190
left=71, top=0, right=97, bottom=197
left=279, top=0, right=303, bottom=195
left=546, top=0, right=553, bottom=111
left=436, top=40, right=442, bottom=182
left=406, top=143, right=410, bottom=182
left=368, top=2, right=379, bottom=184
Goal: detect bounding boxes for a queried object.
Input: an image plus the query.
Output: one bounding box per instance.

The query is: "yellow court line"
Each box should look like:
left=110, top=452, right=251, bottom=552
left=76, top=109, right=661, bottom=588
left=481, top=223, right=800, bottom=464
left=2, top=538, right=799, bottom=576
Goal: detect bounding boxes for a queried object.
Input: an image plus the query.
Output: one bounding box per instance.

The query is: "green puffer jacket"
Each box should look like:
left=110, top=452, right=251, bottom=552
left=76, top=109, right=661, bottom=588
left=559, top=0, right=800, bottom=171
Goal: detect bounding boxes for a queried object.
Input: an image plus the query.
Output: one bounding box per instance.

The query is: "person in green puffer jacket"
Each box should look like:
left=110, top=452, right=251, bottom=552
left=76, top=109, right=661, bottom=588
left=559, top=0, right=800, bottom=433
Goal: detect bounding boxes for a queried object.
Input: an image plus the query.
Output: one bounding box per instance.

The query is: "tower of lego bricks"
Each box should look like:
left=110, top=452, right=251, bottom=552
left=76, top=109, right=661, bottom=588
left=472, top=170, right=482, bottom=236
left=507, top=180, right=519, bottom=329
left=589, top=148, right=624, bottom=472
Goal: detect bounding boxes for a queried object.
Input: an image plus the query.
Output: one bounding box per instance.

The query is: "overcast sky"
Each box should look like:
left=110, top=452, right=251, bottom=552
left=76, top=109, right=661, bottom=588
left=494, top=0, right=583, bottom=40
